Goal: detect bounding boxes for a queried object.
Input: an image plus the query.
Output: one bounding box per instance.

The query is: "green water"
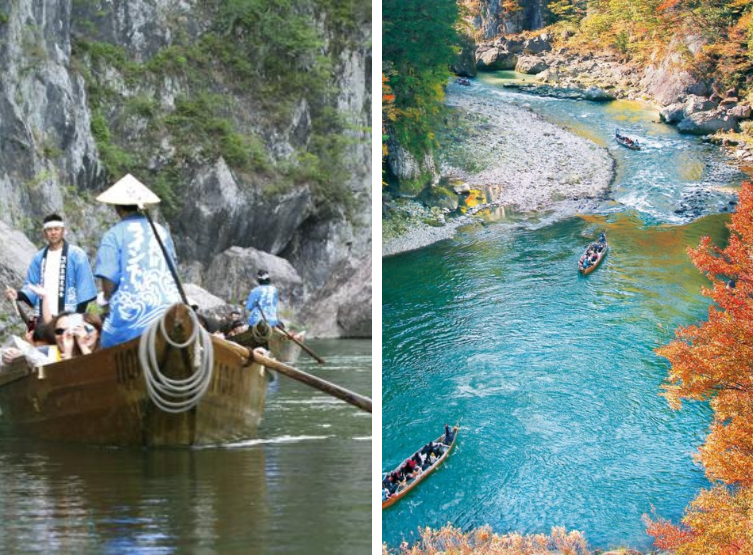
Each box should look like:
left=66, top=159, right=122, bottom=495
left=0, top=339, right=371, bottom=554
left=383, top=76, right=745, bottom=551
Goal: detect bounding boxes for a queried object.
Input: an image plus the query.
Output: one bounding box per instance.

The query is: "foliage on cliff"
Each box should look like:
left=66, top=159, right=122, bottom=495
left=383, top=0, right=460, bottom=158
left=544, top=0, right=753, bottom=98
left=72, top=0, right=369, bottom=217
left=646, top=180, right=753, bottom=553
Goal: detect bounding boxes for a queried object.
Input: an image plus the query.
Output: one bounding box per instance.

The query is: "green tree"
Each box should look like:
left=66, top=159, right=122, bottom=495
left=383, top=0, right=460, bottom=157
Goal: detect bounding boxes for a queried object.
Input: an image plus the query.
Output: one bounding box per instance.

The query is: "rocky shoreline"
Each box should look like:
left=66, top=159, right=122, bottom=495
left=382, top=81, right=615, bottom=257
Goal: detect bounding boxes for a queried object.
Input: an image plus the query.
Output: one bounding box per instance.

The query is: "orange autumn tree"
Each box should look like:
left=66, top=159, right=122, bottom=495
left=647, top=180, right=753, bottom=553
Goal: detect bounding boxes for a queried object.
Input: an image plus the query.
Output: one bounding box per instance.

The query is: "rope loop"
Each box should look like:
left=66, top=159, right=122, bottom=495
left=138, top=304, right=215, bottom=413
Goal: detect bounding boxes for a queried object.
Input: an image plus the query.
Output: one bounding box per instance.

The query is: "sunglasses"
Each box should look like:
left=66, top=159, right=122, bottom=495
left=54, top=328, right=68, bottom=336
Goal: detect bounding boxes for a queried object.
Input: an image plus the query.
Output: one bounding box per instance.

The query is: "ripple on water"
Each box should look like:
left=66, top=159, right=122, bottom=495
left=383, top=214, right=723, bottom=550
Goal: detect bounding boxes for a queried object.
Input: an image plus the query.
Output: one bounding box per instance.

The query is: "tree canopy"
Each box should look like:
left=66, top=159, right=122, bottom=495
left=647, top=180, right=753, bottom=553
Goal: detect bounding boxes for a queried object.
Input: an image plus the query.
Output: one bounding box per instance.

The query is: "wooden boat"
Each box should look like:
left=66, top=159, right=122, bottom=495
left=579, top=233, right=608, bottom=275
left=267, top=328, right=305, bottom=364
left=615, top=132, right=640, bottom=150
left=229, top=324, right=305, bottom=364
left=0, top=304, right=268, bottom=447
left=382, top=425, right=459, bottom=509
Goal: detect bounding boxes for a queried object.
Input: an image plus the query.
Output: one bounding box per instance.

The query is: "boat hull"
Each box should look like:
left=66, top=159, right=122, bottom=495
left=382, top=426, right=459, bottom=509
left=0, top=307, right=268, bottom=447
left=579, top=243, right=608, bottom=275
left=268, top=329, right=305, bottom=364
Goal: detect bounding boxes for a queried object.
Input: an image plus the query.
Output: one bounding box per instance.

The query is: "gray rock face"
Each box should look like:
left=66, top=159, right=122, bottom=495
left=386, top=141, right=438, bottom=191
left=0, top=1, right=372, bottom=339
left=173, top=158, right=313, bottom=264
left=660, top=103, right=685, bottom=123
left=641, top=55, right=710, bottom=106
left=677, top=110, right=739, bottom=135
left=684, top=95, right=717, bottom=117
left=299, top=256, right=371, bottom=338
left=452, top=33, right=478, bottom=77
left=516, top=56, right=549, bottom=75
left=476, top=48, right=518, bottom=70
left=523, top=35, right=552, bottom=54
left=0, top=220, right=36, bottom=289
left=728, top=104, right=752, bottom=120
left=204, top=246, right=304, bottom=311
left=583, top=86, right=615, bottom=101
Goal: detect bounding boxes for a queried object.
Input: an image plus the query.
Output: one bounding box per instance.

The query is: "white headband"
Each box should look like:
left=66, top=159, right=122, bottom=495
left=43, top=221, right=64, bottom=230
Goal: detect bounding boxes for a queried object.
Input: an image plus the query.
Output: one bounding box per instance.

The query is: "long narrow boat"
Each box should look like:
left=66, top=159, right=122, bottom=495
left=0, top=304, right=268, bottom=447
left=615, top=132, right=640, bottom=150
left=230, top=324, right=306, bottom=364
left=267, top=328, right=305, bottom=364
left=382, top=424, right=459, bottom=509
left=579, top=233, right=608, bottom=275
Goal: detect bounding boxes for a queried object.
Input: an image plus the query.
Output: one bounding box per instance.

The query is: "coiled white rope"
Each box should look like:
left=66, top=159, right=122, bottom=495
left=138, top=304, right=215, bottom=413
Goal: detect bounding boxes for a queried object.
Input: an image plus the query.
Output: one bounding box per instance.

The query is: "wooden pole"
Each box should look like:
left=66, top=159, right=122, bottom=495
left=142, top=210, right=189, bottom=306
left=274, top=325, right=326, bottom=365
left=249, top=348, right=371, bottom=413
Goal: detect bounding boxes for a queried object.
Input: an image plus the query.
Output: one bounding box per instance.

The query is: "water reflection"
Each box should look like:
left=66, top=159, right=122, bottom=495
left=0, top=340, right=371, bottom=554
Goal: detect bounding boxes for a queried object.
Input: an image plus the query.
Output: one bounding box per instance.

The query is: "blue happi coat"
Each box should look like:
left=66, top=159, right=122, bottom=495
left=21, top=242, right=97, bottom=315
left=246, top=285, right=279, bottom=327
left=95, top=214, right=180, bottom=348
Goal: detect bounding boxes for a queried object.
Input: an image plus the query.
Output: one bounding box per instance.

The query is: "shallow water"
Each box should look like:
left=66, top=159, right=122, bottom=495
left=383, top=76, right=745, bottom=551
left=0, top=339, right=371, bottom=554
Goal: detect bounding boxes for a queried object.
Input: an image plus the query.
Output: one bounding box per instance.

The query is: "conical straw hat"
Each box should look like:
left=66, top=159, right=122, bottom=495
left=96, top=174, right=161, bottom=206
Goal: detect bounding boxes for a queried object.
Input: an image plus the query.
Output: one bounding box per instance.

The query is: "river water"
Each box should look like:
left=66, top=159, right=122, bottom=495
left=382, top=75, right=746, bottom=551
left=0, top=339, right=371, bottom=554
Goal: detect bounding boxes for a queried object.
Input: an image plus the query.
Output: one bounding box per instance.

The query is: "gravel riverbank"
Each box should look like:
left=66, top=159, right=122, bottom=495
left=383, top=81, right=615, bottom=257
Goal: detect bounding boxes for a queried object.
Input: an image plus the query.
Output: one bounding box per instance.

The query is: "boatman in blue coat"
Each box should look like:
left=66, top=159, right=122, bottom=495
left=5, top=214, right=97, bottom=320
left=246, top=270, right=280, bottom=328
left=93, top=174, right=181, bottom=348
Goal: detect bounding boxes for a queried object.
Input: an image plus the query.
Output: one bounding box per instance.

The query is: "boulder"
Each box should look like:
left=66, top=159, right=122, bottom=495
left=660, top=102, right=685, bottom=123
left=174, top=158, right=313, bottom=264
left=452, top=32, right=478, bottom=77
left=501, top=37, right=525, bottom=54
left=419, top=185, right=459, bottom=212
left=299, top=256, right=371, bottom=338
left=720, top=97, right=739, bottom=109
left=516, top=56, right=549, bottom=75
left=523, top=35, right=552, bottom=54
left=583, top=86, right=615, bottom=101
left=677, top=109, right=739, bottom=135
left=535, top=68, right=560, bottom=84
left=683, top=95, right=716, bottom=117
left=476, top=48, right=518, bottom=71
left=728, top=104, right=752, bottom=120
left=204, top=246, right=304, bottom=309
left=0, top=220, right=36, bottom=289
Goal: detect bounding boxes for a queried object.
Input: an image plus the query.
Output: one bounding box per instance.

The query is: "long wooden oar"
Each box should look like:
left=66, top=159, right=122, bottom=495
left=257, top=304, right=326, bottom=365
left=248, top=347, right=371, bottom=413
left=275, top=325, right=325, bottom=365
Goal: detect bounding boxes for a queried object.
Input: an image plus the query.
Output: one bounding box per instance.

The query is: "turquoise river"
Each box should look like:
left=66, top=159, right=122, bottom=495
left=382, top=73, right=747, bottom=551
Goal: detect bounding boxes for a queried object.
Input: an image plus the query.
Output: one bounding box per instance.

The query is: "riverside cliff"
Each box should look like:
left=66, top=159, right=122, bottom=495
left=0, top=0, right=371, bottom=338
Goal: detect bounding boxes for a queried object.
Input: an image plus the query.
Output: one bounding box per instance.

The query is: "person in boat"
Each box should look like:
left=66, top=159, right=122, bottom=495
left=246, top=270, right=282, bottom=328
left=444, top=423, right=454, bottom=444
left=93, top=175, right=181, bottom=348
left=599, top=232, right=606, bottom=243
left=5, top=214, right=97, bottom=335
left=382, top=487, right=391, bottom=501
left=226, top=320, right=249, bottom=337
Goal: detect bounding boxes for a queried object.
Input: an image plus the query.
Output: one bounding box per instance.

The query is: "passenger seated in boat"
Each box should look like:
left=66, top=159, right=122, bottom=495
left=599, top=232, right=606, bottom=243
left=382, top=487, right=391, bottom=501
left=226, top=320, right=249, bottom=337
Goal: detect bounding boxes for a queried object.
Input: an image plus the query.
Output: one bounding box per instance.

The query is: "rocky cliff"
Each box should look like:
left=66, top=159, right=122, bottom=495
left=0, top=0, right=371, bottom=338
